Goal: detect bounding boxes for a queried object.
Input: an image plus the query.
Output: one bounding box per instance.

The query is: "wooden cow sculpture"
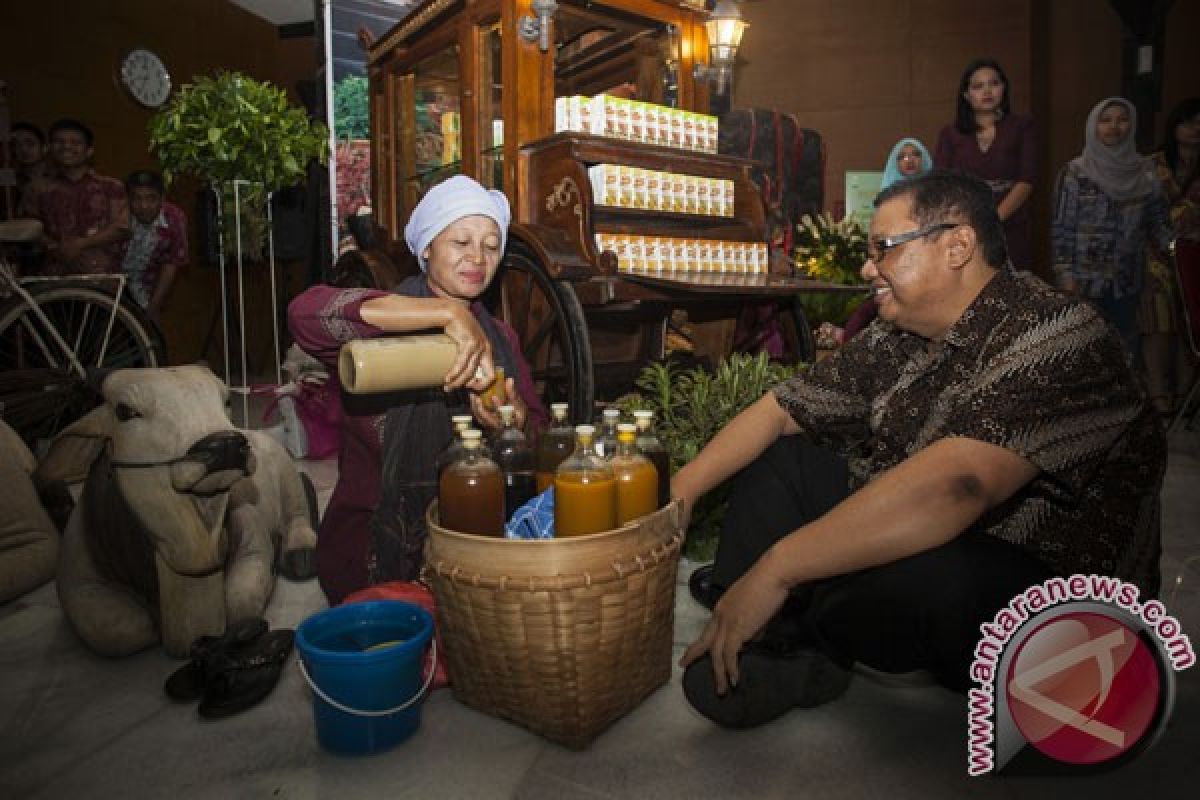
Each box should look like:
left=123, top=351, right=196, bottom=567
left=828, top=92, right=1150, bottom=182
left=57, top=366, right=317, bottom=658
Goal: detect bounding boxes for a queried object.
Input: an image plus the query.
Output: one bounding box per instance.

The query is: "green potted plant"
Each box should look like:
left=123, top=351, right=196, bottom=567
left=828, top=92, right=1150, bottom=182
left=148, top=71, right=329, bottom=260
left=615, top=353, right=802, bottom=560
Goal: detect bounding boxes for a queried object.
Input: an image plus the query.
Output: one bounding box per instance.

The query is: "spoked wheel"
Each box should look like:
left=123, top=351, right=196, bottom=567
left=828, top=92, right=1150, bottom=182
left=486, top=244, right=593, bottom=421
left=0, top=282, right=165, bottom=443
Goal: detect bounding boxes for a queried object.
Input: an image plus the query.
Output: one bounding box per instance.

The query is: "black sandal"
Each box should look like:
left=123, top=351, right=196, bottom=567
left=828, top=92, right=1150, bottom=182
left=163, top=617, right=268, bottom=703
left=197, top=629, right=295, bottom=719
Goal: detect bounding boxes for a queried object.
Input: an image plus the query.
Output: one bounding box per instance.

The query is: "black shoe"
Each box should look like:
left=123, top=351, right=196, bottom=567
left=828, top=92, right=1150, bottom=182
left=688, top=564, right=723, bottom=610
left=682, top=643, right=851, bottom=729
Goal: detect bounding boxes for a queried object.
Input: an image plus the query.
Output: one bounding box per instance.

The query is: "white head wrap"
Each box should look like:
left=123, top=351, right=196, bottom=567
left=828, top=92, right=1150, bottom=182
left=403, top=175, right=510, bottom=271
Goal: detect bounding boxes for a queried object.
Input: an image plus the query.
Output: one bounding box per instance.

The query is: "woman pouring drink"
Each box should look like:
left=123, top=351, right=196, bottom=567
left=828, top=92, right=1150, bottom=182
left=289, top=176, right=547, bottom=603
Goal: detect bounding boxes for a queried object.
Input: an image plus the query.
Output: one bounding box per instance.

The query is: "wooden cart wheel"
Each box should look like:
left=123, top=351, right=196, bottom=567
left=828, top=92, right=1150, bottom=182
left=789, top=296, right=817, bottom=363
left=488, top=244, right=594, bottom=422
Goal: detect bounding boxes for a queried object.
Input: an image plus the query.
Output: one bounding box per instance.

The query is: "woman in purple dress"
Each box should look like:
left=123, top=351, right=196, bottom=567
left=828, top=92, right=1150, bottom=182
left=936, top=58, right=1036, bottom=270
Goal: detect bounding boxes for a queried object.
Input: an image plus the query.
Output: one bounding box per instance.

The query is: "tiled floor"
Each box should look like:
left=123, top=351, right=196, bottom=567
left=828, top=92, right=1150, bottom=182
left=2, top=426, right=1198, bottom=799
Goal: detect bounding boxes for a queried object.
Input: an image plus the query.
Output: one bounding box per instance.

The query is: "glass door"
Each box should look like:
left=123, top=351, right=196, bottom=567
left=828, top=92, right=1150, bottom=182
left=403, top=44, right=462, bottom=210
left=478, top=22, right=503, bottom=191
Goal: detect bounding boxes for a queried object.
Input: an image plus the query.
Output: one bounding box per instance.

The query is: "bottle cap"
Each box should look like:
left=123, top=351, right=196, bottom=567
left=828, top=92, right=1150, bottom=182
left=498, top=404, right=515, bottom=421
left=574, top=424, right=596, bottom=436
left=550, top=402, right=569, bottom=416
left=451, top=414, right=473, bottom=428
left=602, top=408, right=620, bottom=419
left=462, top=428, right=483, bottom=441
left=632, top=409, right=653, bottom=420
left=617, top=423, right=636, bottom=434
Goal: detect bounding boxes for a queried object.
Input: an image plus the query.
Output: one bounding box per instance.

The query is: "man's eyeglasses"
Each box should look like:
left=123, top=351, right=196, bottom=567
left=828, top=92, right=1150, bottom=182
left=867, top=222, right=958, bottom=263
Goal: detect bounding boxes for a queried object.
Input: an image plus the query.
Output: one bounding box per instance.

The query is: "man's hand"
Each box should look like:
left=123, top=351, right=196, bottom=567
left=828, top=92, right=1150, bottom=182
left=679, top=559, right=791, bottom=695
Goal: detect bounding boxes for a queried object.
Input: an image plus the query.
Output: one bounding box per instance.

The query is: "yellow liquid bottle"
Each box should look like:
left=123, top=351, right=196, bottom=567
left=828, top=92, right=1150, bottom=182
left=611, top=423, right=658, bottom=525
left=554, top=424, right=616, bottom=538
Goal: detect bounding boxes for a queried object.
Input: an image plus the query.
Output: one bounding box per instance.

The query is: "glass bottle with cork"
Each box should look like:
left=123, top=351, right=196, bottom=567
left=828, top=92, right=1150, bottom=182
left=611, top=423, right=658, bottom=525
left=594, top=407, right=621, bottom=460
left=632, top=409, right=671, bottom=508
left=438, top=428, right=505, bottom=537
left=493, top=404, right=536, bottom=521
left=436, top=413, right=476, bottom=477
left=536, top=402, right=574, bottom=491
left=553, top=424, right=616, bottom=537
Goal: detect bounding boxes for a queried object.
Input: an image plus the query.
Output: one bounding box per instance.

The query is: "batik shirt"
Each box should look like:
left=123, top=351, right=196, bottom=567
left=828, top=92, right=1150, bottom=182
left=774, top=268, right=1166, bottom=595
left=120, top=201, right=188, bottom=307
left=20, top=169, right=127, bottom=275
left=1051, top=162, right=1173, bottom=299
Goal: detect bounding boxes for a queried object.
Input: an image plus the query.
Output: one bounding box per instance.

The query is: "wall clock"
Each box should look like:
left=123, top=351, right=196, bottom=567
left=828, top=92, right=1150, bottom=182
left=119, top=48, right=172, bottom=109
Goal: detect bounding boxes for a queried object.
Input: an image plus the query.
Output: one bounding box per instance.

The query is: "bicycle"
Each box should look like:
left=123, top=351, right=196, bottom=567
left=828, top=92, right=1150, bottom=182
left=0, top=219, right=165, bottom=445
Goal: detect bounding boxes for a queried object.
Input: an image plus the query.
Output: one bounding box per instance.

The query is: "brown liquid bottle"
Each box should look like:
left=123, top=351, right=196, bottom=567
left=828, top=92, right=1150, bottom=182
left=436, top=414, right=476, bottom=478
left=594, top=408, right=621, bottom=460
left=493, top=404, right=536, bottom=521
left=554, top=424, right=617, bottom=538
left=439, top=429, right=505, bottom=537
left=633, top=409, right=671, bottom=508
left=611, top=423, right=658, bottom=525
left=535, top=402, right=574, bottom=492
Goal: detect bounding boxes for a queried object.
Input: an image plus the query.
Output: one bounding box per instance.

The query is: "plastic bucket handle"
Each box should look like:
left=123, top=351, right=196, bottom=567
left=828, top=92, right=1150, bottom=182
left=296, top=639, right=437, bottom=718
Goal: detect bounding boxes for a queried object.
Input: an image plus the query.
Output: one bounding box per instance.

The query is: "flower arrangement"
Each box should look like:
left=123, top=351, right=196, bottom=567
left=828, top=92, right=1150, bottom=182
left=792, top=212, right=870, bottom=328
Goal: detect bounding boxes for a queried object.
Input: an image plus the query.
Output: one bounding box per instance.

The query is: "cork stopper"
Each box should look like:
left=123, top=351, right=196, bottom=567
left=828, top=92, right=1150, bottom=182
left=461, top=428, right=483, bottom=449
left=550, top=402, right=569, bottom=420
left=617, top=423, right=636, bottom=443
left=451, top=414, right=473, bottom=431
left=499, top=404, right=515, bottom=425
left=632, top=409, right=653, bottom=430
left=574, top=423, right=596, bottom=445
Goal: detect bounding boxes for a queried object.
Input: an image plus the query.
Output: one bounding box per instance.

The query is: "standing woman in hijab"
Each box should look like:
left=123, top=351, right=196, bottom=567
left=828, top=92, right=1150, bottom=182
left=288, top=175, right=548, bottom=603
left=936, top=58, right=1036, bottom=270
left=1052, top=97, right=1173, bottom=361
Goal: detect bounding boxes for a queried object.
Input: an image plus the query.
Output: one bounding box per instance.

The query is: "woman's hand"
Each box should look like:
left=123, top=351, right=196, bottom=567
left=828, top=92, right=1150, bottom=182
left=469, top=377, right=525, bottom=432
left=442, top=303, right=494, bottom=392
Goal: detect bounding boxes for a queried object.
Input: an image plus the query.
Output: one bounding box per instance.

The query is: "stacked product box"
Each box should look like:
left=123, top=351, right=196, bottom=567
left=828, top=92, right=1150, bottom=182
left=587, top=165, right=734, bottom=217
left=555, top=95, right=719, bottom=154
left=595, top=233, right=769, bottom=276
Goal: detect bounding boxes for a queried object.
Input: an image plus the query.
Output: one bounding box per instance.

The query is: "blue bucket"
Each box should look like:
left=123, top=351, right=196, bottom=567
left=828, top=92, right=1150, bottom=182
left=296, top=600, right=435, bottom=755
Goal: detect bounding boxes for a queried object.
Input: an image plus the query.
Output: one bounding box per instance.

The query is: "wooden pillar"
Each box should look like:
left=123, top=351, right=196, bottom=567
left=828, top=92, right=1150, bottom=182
left=1109, top=0, right=1173, bottom=149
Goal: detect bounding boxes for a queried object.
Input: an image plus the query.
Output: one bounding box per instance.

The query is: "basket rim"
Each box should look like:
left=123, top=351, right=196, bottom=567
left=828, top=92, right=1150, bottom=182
left=427, top=498, right=683, bottom=548
left=425, top=530, right=683, bottom=590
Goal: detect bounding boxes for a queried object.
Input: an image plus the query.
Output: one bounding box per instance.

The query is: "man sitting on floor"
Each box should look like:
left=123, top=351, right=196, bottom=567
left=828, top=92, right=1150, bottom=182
left=672, top=170, right=1166, bottom=728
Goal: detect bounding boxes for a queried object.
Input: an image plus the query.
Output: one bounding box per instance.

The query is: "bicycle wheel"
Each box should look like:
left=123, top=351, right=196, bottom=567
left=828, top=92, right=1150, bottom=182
left=0, top=282, right=165, bottom=442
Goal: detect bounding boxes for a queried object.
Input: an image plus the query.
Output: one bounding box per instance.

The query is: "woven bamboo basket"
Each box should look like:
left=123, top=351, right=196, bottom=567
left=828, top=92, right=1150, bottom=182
left=423, top=499, right=684, bottom=749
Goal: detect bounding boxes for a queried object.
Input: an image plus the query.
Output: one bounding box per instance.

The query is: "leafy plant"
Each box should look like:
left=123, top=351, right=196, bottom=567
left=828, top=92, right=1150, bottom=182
left=148, top=71, right=329, bottom=260
left=614, top=353, right=802, bottom=560
left=334, top=75, right=370, bottom=140
left=792, top=212, right=870, bottom=327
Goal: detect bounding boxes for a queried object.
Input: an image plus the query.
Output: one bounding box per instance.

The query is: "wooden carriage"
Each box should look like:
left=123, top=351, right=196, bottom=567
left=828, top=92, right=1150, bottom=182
left=367, top=0, right=842, bottom=419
